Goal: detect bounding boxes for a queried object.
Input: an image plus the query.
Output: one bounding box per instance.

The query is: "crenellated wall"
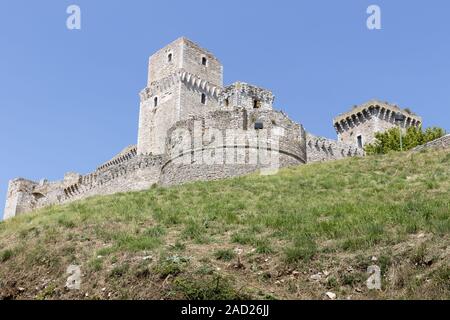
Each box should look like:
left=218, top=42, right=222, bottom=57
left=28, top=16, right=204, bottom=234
left=306, top=133, right=364, bottom=163
left=333, top=100, right=422, bottom=147
left=160, top=108, right=306, bottom=186
left=62, top=154, right=163, bottom=203
left=4, top=151, right=164, bottom=219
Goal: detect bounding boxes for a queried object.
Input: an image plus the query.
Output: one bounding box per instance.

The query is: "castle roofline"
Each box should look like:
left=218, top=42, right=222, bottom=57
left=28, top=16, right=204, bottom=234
left=96, top=145, right=137, bottom=171
left=155, top=36, right=222, bottom=64
left=333, top=100, right=422, bottom=125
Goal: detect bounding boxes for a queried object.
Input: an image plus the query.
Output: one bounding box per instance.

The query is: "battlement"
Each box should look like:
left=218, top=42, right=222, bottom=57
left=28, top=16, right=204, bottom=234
left=97, top=145, right=137, bottom=171
left=219, top=82, right=274, bottom=110
left=140, top=70, right=223, bottom=103
left=333, top=100, right=422, bottom=147
left=161, top=107, right=306, bottom=186
left=334, top=100, right=422, bottom=128
left=306, top=133, right=364, bottom=163
left=62, top=154, right=163, bottom=202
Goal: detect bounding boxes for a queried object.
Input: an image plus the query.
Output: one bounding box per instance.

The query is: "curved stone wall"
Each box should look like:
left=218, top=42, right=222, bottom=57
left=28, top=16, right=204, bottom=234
left=160, top=108, right=306, bottom=186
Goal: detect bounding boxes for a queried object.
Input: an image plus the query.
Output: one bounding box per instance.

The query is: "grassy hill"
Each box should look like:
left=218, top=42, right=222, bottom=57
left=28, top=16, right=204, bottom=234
left=0, top=148, right=449, bottom=300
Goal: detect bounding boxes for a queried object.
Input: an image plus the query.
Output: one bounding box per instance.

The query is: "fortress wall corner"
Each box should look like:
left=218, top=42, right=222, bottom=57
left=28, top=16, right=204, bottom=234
left=3, top=179, right=38, bottom=220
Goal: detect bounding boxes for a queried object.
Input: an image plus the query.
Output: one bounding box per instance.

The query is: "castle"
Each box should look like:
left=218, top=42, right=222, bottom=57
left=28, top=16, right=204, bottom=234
left=3, top=37, right=422, bottom=220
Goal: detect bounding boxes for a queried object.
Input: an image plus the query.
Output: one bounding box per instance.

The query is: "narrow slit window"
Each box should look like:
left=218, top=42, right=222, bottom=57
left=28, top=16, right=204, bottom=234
left=154, top=97, right=158, bottom=107
left=168, top=53, right=172, bottom=62
left=357, top=135, right=363, bottom=148
left=243, top=109, right=248, bottom=130
left=202, top=57, right=207, bottom=66
left=201, top=93, right=206, bottom=105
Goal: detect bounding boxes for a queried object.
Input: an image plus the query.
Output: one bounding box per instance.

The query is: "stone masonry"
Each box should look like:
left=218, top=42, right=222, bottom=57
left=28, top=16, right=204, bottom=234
left=3, top=37, right=424, bottom=220
left=412, top=134, right=450, bottom=152
left=333, top=100, right=422, bottom=148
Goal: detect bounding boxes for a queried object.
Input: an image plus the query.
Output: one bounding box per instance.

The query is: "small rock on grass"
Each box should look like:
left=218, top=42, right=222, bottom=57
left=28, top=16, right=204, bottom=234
left=325, top=291, right=336, bottom=300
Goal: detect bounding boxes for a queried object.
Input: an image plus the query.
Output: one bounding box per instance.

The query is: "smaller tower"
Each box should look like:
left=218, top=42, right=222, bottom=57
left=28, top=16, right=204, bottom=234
left=333, top=100, right=422, bottom=147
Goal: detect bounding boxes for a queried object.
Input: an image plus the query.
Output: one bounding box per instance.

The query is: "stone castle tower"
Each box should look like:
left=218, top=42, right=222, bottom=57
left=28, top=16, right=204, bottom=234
left=137, top=38, right=223, bottom=155
left=333, top=100, right=422, bottom=148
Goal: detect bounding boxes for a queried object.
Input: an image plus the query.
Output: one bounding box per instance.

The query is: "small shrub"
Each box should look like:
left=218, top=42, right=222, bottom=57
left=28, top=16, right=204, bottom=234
left=36, top=284, right=56, bottom=300
left=365, top=126, right=445, bottom=155
left=411, top=243, right=428, bottom=266
left=214, top=249, right=236, bottom=261
left=182, top=220, right=208, bottom=244
left=115, top=232, right=162, bottom=252
left=255, top=239, right=274, bottom=254
left=441, top=153, right=450, bottom=163
left=171, top=240, right=186, bottom=251
left=378, top=254, right=392, bottom=274
left=88, top=258, right=103, bottom=272
left=341, top=272, right=365, bottom=286
left=0, top=249, right=13, bottom=262
left=433, top=266, right=450, bottom=292
left=284, top=234, right=317, bottom=264
left=326, top=276, right=339, bottom=289
left=173, top=274, right=248, bottom=300
left=145, top=225, right=166, bottom=238
left=57, top=216, right=76, bottom=228
left=196, top=265, right=215, bottom=276
left=154, top=255, right=189, bottom=278
left=109, top=263, right=129, bottom=278
left=134, top=263, right=152, bottom=278
left=231, top=232, right=255, bottom=245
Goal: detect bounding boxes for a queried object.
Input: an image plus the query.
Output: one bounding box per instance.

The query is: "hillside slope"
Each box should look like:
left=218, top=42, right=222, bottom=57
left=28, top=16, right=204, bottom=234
left=0, top=149, right=449, bottom=300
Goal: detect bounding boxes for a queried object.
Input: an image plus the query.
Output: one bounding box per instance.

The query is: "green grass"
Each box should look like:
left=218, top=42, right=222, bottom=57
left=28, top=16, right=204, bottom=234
left=172, top=274, right=249, bottom=300
left=0, top=249, right=14, bottom=262
left=0, top=148, right=449, bottom=299
left=214, top=249, right=236, bottom=261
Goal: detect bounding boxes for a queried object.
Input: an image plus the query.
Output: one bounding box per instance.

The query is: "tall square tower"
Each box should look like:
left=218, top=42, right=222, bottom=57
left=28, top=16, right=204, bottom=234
left=137, top=37, right=224, bottom=155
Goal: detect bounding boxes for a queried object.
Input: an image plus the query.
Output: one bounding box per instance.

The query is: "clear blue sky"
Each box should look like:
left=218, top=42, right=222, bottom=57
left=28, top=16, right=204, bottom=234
left=1, top=0, right=449, bottom=219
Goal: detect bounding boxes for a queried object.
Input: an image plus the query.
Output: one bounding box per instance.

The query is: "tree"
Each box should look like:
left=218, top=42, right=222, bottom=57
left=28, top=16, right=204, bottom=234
left=365, top=126, right=445, bottom=155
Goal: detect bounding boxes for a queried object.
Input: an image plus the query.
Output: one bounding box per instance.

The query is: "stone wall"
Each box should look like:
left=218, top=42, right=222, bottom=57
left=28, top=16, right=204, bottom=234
left=219, top=82, right=274, bottom=111
left=62, top=154, right=162, bottom=203
left=4, top=179, right=40, bottom=220
left=306, top=133, right=364, bottom=163
left=334, top=100, right=422, bottom=147
left=4, top=150, right=164, bottom=219
left=412, top=134, right=450, bottom=151
left=161, top=108, right=306, bottom=186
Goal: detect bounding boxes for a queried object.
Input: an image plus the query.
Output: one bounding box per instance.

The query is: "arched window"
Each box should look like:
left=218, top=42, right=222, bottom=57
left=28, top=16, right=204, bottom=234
left=154, top=97, right=158, bottom=107
left=202, top=57, right=207, bottom=66
left=168, top=53, right=172, bottom=62
left=201, top=93, right=206, bottom=105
